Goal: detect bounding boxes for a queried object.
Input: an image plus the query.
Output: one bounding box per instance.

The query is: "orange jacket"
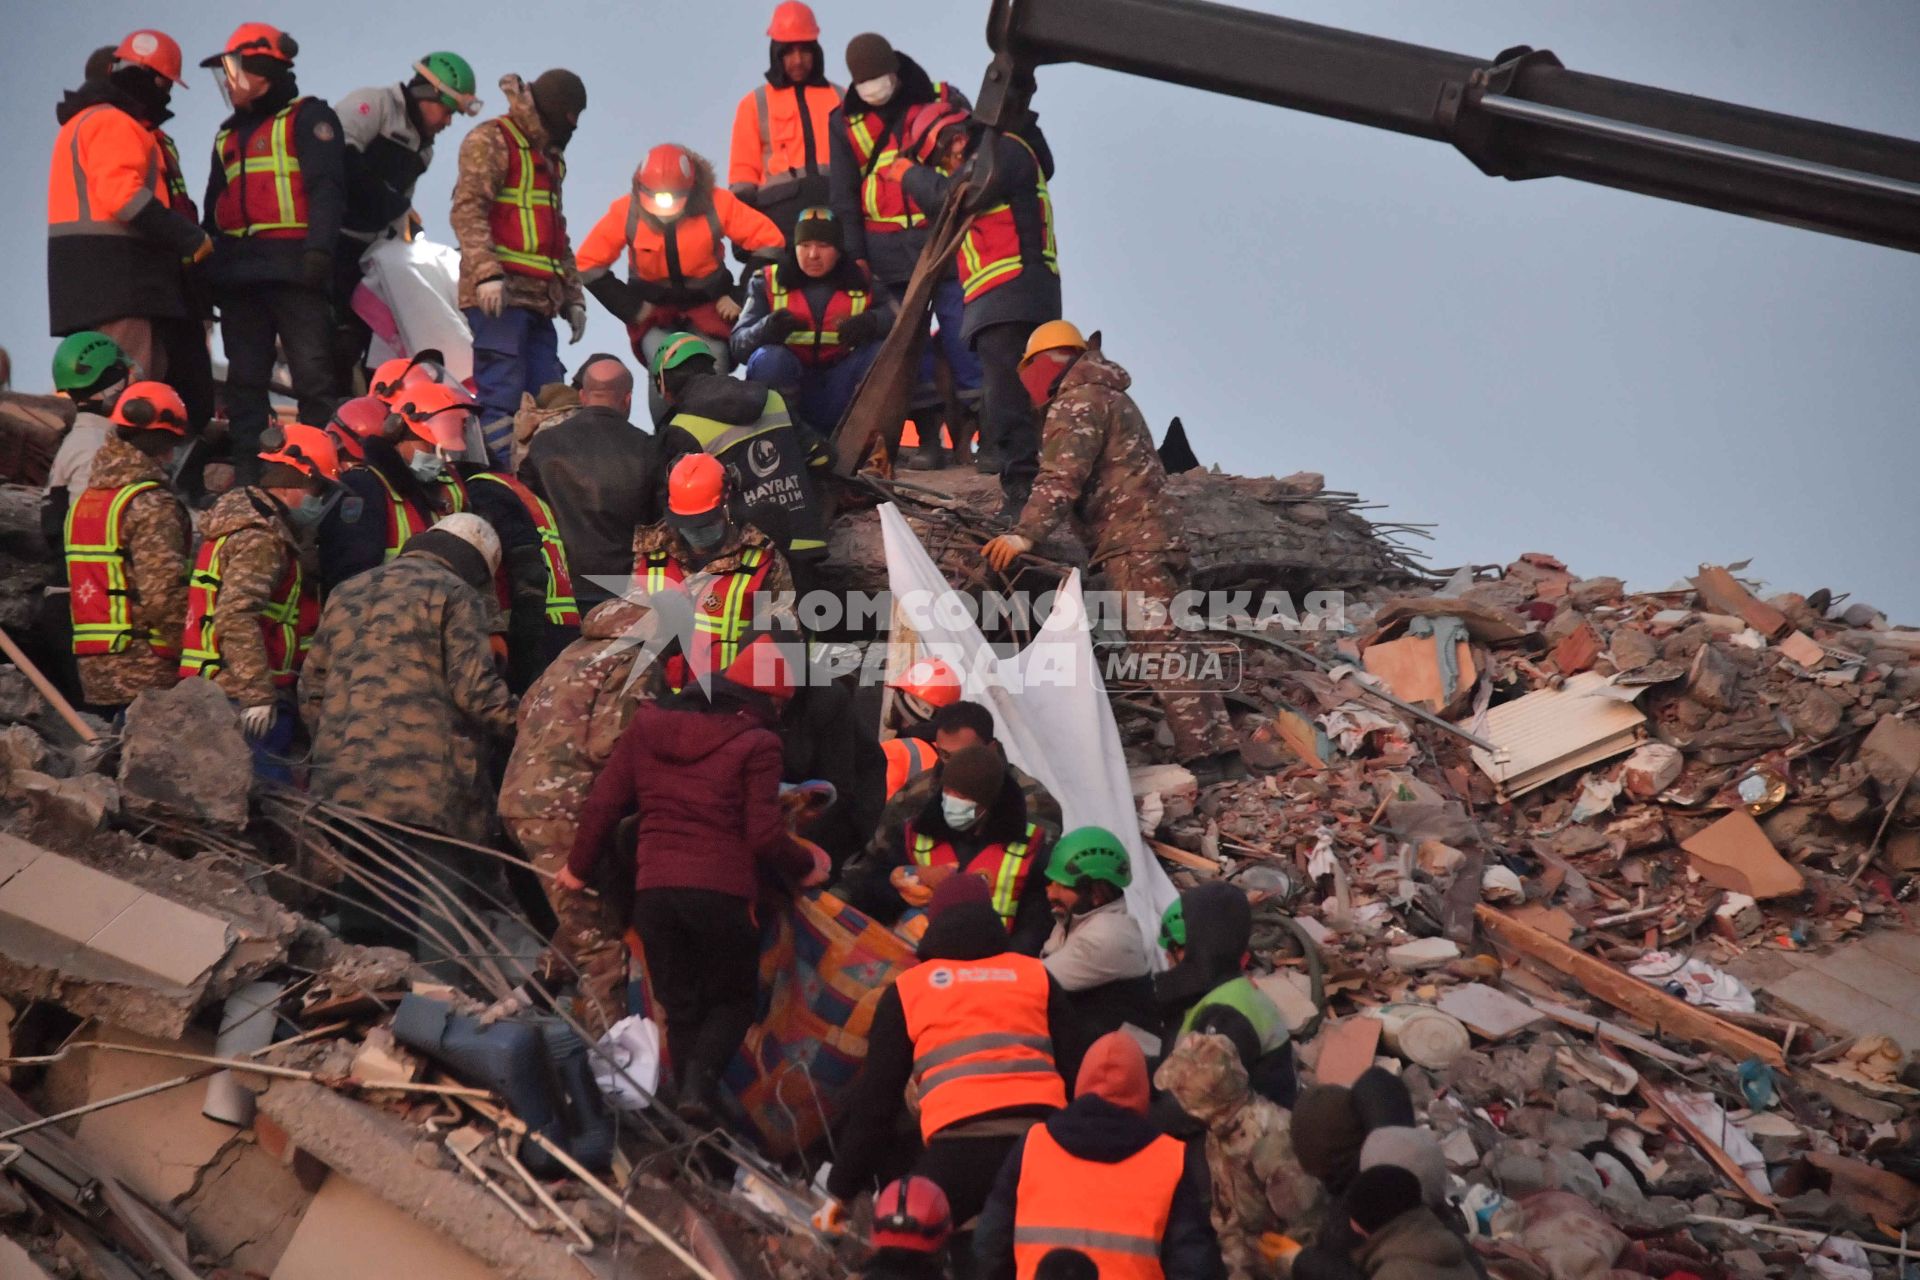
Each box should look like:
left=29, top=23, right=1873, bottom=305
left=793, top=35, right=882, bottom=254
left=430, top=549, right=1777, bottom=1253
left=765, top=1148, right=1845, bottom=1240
left=575, top=188, right=783, bottom=286
left=728, top=82, right=841, bottom=194
left=882, top=736, right=937, bottom=798
left=48, top=103, right=169, bottom=231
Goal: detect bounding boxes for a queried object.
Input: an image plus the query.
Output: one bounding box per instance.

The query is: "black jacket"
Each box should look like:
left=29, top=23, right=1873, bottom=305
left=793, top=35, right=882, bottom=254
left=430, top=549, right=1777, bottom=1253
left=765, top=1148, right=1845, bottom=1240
left=521, top=406, right=661, bottom=607
left=974, top=1096, right=1219, bottom=1280
left=779, top=678, right=886, bottom=866
left=656, top=374, right=832, bottom=563
left=317, top=445, right=439, bottom=594
left=462, top=466, right=575, bottom=693
left=827, top=54, right=970, bottom=286
left=826, top=901, right=1087, bottom=1203
left=202, top=79, right=346, bottom=289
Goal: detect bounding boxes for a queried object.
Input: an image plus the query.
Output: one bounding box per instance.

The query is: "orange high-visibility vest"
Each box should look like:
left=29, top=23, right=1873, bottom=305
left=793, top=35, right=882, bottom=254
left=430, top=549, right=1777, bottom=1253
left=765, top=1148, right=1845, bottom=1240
left=471, top=472, right=581, bottom=627
left=489, top=118, right=565, bottom=278
left=894, top=952, right=1064, bottom=1141
left=763, top=263, right=870, bottom=367
left=958, top=135, right=1056, bottom=303
left=882, top=736, right=937, bottom=798
left=47, top=104, right=169, bottom=235
left=213, top=99, right=311, bottom=239
left=178, top=533, right=315, bottom=688
left=1012, top=1125, right=1185, bottom=1280
left=846, top=83, right=960, bottom=237
left=906, top=820, right=1045, bottom=928
left=638, top=545, right=775, bottom=693
left=65, top=481, right=178, bottom=658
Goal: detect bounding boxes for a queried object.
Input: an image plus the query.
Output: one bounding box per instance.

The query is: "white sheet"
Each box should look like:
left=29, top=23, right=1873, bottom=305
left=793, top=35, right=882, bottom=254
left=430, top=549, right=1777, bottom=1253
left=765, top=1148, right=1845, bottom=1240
left=878, top=503, right=1176, bottom=962
left=356, top=237, right=474, bottom=384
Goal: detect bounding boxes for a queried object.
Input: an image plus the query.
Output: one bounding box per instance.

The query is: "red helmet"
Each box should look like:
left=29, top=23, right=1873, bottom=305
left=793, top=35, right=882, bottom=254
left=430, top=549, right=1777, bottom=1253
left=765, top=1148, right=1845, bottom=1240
left=200, top=22, right=296, bottom=69
left=393, top=382, right=474, bottom=451
left=637, top=144, right=696, bottom=198
left=901, top=104, right=970, bottom=166
left=871, top=1176, right=950, bottom=1253
left=766, top=1, right=821, bottom=42
left=325, top=395, right=391, bottom=462
left=259, top=423, right=341, bottom=482
left=115, top=30, right=187, bottom=87
left=718, top=636, right=800, bottom=703
left=110, top=381, right=189, bottom=436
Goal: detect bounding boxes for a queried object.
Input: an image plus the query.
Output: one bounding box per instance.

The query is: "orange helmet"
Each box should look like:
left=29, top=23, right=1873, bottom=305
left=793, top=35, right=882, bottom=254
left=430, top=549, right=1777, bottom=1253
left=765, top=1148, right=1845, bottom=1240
left=667, top=453, right=726, bottom=517
left=766, top=1, right=821, bottom=42
left=259, top=423, right=341, bottom=482
left=887, top=657, right=963, bottom=708
left=637, top=144, right=696, bottom=204
left=901, top=103, right=970, bottom=166
left=110, top=381, right=189, bottom=436
left=370, top=351, right=458, bottom=406
left=115, top=30, right=187, bottom=86
left=393, top=382, right=475, bottom=451
left=325, top=395, right=391, bottom=462
left=200, top=22, right=296, bottom=69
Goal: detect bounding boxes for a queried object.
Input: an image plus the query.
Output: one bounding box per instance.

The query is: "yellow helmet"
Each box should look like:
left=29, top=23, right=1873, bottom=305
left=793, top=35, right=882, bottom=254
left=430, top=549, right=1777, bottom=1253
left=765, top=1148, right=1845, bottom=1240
left=1019, top=319, right=1087, bottom=369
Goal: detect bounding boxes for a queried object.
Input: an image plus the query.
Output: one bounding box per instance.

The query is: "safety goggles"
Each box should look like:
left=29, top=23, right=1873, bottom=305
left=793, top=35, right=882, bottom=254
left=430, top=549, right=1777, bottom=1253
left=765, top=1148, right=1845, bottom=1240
left=411, top=61, right=483, bottom=116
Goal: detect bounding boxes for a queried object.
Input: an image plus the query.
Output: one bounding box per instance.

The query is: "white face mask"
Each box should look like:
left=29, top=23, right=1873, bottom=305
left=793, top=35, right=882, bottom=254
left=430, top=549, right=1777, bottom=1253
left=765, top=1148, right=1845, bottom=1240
left=855, top=73, right=898, bottom=106
left=940, top=794, right=979, bottom=830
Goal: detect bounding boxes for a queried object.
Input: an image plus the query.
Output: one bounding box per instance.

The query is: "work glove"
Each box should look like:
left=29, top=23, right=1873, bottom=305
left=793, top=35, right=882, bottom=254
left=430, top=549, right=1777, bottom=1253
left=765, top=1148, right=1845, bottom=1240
left=300, top=249, right=333, bottom=291
left=981, top=532, right=1033, bottom=571
left=839, top=310, right=888, bottom=347
left=810, top=1198, right=848, bottom=1236
left=566, top=302, right=589, bottom=345
left=239, top=704, right=277, bottom=741
left=761, top=308, right=804, bottom=342
left=713, top=294, right=742, bottom=323
left=475, top=278, right=507, bottom=318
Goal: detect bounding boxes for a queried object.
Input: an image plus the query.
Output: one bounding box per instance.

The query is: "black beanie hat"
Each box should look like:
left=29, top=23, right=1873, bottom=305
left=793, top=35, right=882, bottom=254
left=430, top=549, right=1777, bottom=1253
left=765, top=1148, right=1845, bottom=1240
left=845, top=33, right=898, bottom=82
left=530, top=69, right=587, bottom=124
left=793, top=207, right=843, bottom=250
left=1346, top=1164, right=1424, bottom=1235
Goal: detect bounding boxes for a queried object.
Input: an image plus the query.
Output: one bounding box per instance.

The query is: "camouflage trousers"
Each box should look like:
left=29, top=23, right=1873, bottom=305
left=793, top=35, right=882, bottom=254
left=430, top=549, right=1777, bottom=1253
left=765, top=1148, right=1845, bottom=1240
left=1104, top=552, right=1237, bottom=763
left=503, top=816, right=629, bottom=1040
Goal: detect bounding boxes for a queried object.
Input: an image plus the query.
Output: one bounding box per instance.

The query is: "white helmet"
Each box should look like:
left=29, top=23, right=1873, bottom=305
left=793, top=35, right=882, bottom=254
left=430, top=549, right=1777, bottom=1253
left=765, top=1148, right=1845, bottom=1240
left=433, top=512, right=501, bottom=576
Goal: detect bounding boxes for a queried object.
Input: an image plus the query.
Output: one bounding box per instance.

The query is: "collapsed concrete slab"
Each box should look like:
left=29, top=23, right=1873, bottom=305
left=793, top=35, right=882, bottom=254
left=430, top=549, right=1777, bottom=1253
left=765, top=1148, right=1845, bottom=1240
left=118, top=679, right=252, bottom=829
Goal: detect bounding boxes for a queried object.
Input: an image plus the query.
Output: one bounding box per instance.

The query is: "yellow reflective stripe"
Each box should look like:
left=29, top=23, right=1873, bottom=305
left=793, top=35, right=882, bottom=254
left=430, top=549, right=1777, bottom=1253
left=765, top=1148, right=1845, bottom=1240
left=215, top=102, right=308, bottom=236
left=494, top=119, right=563, bottom=275
left=67, top=482, right=161, bottom=652
left=910, top=832, right=936, bottom=868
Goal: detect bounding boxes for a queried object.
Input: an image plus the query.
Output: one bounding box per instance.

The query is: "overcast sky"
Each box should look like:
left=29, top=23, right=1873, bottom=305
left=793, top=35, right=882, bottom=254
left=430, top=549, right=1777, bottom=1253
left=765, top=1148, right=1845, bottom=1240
left=7, top=1, right=1918, bottom=619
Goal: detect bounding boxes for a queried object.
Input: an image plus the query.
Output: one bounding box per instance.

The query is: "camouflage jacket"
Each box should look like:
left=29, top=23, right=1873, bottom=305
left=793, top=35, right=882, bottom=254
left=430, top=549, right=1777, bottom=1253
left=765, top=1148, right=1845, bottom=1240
left=198, top=488, right=300, bottom=710
left=855, top=753, right=1062, bottom=874
left=498, top=599, right=650, bottom=826
left=629, top=519, right=797, bottom=687
left=1013, top=350, right=1181, bottom=564
left=1155, top=1032, right=1325, bottom=1279
left=299, top=548, right=517, bottom=842
left=449, top=75, right=583, bottom=318
left=73, top=435, right=189, bottom=706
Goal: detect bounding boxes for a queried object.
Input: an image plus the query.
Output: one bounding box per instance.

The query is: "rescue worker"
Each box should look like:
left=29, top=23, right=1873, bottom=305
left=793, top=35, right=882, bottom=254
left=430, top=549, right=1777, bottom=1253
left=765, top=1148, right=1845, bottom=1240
left=451, top=69, right=589, bottom=464
left=731, top=205, right=891, bottom=433
left=520, top=354, right=662, bottom=611
left=1334, top=1165, right=1480, bottom=1280
left=651, top=333, right=832, bottom=581
left=974, top=1030, right=1218, bottom=1280
left=559, top=636, right=820, bottom=1124
left=314, top=388, right=447, bottom=591
left=1155, top=884, right=1294, bottom=1106
left=575, top=145, right=785, bottom=370
left=43, top=333, right=136, bottom=543
left=180, top=424, right=341, bottom=778
left=983, top=325, right=1244, bottom=782
left=631, top=454, right=796, bottom=694
left=728, top=3, right=841, bottom=237
left=827, top=35, right=978, bottom=450
left=64, top=381, right=191, bottom=712
left=890, top=103, right=1060, bottom=502
left=299, top=512, right=517, bottom=975
left=1156, top=1032, right=1325, bottom=1280
left=820, top=879, right=1080, bottom=1245
left=1039, top=828, right=1155, bottom=1039
left=319, top=393, right=385, bottom=468
left=497, top=596, right=653, bottom=1037
left=333, top=52, right=481, bottom=386
left=199, top=25, right=345, bottom=483
left=859, top=1176, right=954, bottom=1280
left=880, top=656, right=964, bottom=799
left=47, top=30, right=211, bottom=382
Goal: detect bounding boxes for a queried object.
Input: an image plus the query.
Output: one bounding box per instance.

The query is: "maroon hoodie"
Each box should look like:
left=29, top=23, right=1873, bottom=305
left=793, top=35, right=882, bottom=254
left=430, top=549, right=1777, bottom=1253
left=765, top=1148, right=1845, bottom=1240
left=568, top=699, right=812, bottom=899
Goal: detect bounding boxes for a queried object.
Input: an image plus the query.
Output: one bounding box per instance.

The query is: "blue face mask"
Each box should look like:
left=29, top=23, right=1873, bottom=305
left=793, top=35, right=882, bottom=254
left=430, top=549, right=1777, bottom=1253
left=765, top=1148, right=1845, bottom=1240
left=940, top=794, right=980, bottom=830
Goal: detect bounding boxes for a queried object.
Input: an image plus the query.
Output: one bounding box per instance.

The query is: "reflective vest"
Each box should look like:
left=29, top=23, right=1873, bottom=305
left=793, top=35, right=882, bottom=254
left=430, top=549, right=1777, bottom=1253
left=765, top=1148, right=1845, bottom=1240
left=47, top=104, right=167, bottom=235
left=764, top=264, right=869, bottom=366
left=639, top=544, right=775, bottom=692
left=740, top=82, right=839, bottom=197
left=907, top=820, right=1045, bottom=930
left=959, top=135, right=1057, bottom=303
left=848, top=84, right=958, bottom=236
left=894, top=952, right=1064, bottom=1141
left=1012, top=1125, right=1184, bottom=1280
left=179, top=532, right=316, bottom=688
left=1179, top=975, right=1289, bottom=1055
left=213, top=99, right=311, bottom=239
left=472, top=472, right=581, bottom=627
left=371, top=468, right=431, bottom=562
left=156, top=128, right=196, bottom=224
left=667, top=390, right=827, bottom=557
left=65, top=481, right=177, bottom=658
left=882, top=736, right=937, bottom=799
left=489, top=118, right=565, bottom=278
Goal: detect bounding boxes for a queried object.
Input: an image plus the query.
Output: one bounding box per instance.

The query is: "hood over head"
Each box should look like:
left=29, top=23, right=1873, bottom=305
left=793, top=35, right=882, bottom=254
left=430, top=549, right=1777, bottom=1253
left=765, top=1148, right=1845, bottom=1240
left=1153, top=881, right=1252, bottom=1015
left=500, top=74, right=557, bottom=152
left=1154, top=1030, right=1253, bottom=1127
left=1074, top=1032, right=1149, bottom=1115
left=637, top=145, right=719, bottom=223
left=766, top=40, right=829, bottom=88
left=582, top=598, right=648, bottom=640
left=1055, top=348, right=1131, bottom=396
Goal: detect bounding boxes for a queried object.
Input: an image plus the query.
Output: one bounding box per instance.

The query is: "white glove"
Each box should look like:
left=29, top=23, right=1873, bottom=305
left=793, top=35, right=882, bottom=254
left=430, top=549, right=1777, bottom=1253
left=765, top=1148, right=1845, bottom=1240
left=566, top=302, right=588, bottom=345
left=714, top=295, right=742, bottom=323
left=476, top=278, right=506, bottom=318
left=239, top=704, right=277, bottom=741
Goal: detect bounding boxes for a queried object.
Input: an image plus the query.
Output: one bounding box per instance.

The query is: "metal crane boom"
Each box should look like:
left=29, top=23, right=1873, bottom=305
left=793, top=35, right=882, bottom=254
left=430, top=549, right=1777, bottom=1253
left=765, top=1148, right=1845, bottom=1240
left=976, top=0, right=1920, bottom=253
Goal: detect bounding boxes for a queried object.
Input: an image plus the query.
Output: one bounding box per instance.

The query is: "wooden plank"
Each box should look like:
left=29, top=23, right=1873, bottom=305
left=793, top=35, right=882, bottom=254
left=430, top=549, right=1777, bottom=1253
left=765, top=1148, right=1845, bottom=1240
left=1474, top=905, right=1784, bottom=1068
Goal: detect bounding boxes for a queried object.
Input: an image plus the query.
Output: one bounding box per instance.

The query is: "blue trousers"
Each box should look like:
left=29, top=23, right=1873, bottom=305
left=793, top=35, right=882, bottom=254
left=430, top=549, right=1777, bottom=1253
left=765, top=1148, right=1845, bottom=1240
left=743, top=344, right=881, bottom=436
left=466, top=306, right=563, bottom=464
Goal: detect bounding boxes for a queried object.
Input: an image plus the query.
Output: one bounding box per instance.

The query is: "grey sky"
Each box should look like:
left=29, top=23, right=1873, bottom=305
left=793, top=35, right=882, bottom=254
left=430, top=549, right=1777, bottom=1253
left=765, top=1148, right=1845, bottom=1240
left=7, top=1, right=1918, bottom=619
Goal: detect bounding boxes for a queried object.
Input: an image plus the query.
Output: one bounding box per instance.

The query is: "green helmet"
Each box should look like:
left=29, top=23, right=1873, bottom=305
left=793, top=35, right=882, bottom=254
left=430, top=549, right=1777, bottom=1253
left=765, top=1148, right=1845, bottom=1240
left=413, top=52, right=480, bottom=115
left=649, top=332, right=716, bottom=378
left=1158, top=899, right=1186, bottom=953
left=1044, top=826, right=1131, bottom=890
left=51, top=331, right=130, bottom=395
